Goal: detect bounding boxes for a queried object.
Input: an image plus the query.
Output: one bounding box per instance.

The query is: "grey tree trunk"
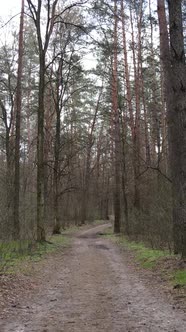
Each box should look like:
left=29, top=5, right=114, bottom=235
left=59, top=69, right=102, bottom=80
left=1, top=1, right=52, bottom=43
left=53, top=58, right=63, bottom=234
left=27, top=0, right=59, bottom=241
left=113, top=0, right=120, bottom=234
left=37, top=52, right=46, bottom=241
left=13, top=0, right=24, bottom=239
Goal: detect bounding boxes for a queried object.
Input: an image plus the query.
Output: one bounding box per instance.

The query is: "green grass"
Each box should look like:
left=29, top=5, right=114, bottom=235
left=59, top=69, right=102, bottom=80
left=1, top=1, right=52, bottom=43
left=100, top=228, right=186, bottom=289
left=100, top=228, right=170, bottom=269
left=0, top=234, right=70, bottom=274
left=173, top=270, right=186, bottom=286
left=92, top=219, right=108, bottom=226
left=99, top=226, right=113, bottom=238
left=116, top=236, right=169, bottom=269
left=61, top=225, right=79, bottom=234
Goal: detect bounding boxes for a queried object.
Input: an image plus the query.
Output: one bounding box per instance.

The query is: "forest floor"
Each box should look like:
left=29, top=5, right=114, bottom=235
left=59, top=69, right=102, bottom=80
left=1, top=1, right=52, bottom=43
left=0, top=223, right=186, bottom=332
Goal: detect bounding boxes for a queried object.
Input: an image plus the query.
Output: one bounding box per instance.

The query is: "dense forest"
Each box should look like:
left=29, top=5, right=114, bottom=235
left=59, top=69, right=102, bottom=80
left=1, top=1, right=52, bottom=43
left=0, top=0, right=186, bottom=258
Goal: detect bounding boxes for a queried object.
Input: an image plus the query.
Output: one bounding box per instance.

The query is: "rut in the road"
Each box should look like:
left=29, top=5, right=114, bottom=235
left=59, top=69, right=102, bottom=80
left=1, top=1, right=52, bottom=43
left=0, top=224, right=186, bottom=332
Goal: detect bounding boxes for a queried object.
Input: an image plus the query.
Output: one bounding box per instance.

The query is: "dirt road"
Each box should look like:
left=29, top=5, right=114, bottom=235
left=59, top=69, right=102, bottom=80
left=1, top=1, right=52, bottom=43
left=1, top=224, right=186, bottom=332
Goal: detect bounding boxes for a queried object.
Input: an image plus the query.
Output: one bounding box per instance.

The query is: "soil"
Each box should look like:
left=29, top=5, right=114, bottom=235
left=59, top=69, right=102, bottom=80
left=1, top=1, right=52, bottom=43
left=0, top=223, right=186, bottom=332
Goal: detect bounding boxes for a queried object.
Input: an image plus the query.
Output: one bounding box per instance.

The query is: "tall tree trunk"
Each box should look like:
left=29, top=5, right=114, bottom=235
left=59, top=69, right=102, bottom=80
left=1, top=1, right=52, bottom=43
left=160, top=63, right=168, bottom=174
left=168, top=0, right=186, bottom=257
left=13, top=0, right=24, bottom=239
left=113, top=0, right=120, bottom=233
left=121, top=0, right=134, bottom=138
left=130, top=2, right=142, bottom=209
left=120, top=110, right=129, bottom=234
left=53, top=58, right=63, bottom=234
left=37, top=52, right=46, bottom=241
left=141, top=74, right=151, bottom=166
left=27, top=0, right=59, bottom=241
left=0, top=100, right=14, bottom=228
left=149, top=0, right=161, bottom=175
left=157, top=0, right=186, bottom=256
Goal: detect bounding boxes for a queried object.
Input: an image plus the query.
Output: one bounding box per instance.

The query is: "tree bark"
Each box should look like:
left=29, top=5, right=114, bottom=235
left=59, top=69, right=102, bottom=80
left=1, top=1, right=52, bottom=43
left=113, top=0, right=120, bottom=233
left=27, top=0, right=59, bottom=241
left=37, top=51, right=46, bottom=241
left=120, top=110, right=129, bottom=234
left=53, top=58, right=63, bottom=234
left=129, top=2, right=142, bottom=209
left=13, top=0, right=24, bottom=239
left=168, top=0, right=186, bottom=257
left=157, top=0, right=186, bottom=256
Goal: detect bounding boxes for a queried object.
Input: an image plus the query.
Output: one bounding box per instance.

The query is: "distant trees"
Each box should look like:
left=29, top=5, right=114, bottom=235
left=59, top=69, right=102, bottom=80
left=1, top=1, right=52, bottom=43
left=0, top=0, right=105, bottom=239
left=26, top=0, right=88, bottom=240
left=90, top=0, right=185, bottom=255
left=0, top=0, right=185, bottom=257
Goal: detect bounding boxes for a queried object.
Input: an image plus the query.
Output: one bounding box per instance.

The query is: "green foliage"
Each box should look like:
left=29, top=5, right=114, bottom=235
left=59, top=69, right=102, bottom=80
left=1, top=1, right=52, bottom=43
left=173, top=270, right=186, bottom=287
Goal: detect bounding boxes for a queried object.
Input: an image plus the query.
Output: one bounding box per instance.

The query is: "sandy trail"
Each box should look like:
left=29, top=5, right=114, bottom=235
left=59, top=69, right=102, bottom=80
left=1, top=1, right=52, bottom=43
left=0, top=223, right=186, bottom=332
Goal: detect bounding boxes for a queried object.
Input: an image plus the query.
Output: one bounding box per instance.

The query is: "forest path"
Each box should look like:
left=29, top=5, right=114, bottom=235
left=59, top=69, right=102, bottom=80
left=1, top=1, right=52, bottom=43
left=0, top=223, right=186, bottom=332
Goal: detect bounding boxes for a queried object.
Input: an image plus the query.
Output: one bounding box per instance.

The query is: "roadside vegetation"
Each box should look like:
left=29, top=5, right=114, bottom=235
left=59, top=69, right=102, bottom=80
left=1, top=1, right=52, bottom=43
left=0, top=220, right=106, bottom=275
left=101, top=227, right=186, bottom=290
left=0, top=234, right=69, bottom=275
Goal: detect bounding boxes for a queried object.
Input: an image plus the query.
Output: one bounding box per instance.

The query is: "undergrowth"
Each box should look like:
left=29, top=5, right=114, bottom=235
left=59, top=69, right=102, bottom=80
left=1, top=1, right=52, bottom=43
left=62, top=219, right=106, bottom=235
left=100, top=227, right=186, bottom=287
left=116, top=236, right=169, bottom=269
left=0, top=220, right=106, bottom=274
left=0, top=234, right=69, bottom=274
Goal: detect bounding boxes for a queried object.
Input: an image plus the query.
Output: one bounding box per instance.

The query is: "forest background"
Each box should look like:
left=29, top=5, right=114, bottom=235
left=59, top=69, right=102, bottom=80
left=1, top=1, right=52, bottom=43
left=0, top=0, right=186, bottom=257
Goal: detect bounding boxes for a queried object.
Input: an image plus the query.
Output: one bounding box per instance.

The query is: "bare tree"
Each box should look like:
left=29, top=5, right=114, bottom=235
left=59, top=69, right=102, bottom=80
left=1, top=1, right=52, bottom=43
left=27, top=0, right=59, bottom=241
